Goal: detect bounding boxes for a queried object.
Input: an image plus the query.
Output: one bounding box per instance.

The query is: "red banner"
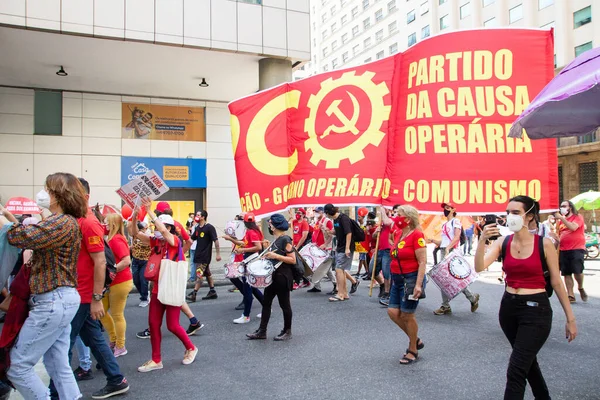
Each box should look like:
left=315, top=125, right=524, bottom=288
left=229, top=29, right=557, bottom=217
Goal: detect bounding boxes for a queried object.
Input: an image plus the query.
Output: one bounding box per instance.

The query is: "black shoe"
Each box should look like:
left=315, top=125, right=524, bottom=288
left=186, top=322, right=204, bottom=336
left=378, top=286, right=385, bottom=298
left=307, top=287, right=321, bottom=293
left=136, top=328, right=150, bottom=339
left=186, top=291, right=197, bottom=303
left=91, top=378, right=129, bottom=399
left=274, top=329, right=292, bottom=341
left=326, top=284, right=337, bottom=296
left=74, top=366, right=93, bottom=381
left=246, top=329, right=267, bottom=340
left=350, top=280, right=360, bottom=294
left=362, top=274, right=371, bottom=281
left=235, top=301, right=245, bottom=311
left=202, top=290, right=218, bottom=300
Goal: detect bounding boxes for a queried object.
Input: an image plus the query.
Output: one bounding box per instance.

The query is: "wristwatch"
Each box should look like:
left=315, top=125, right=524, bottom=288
left=92, top=293, right=104, bottom=301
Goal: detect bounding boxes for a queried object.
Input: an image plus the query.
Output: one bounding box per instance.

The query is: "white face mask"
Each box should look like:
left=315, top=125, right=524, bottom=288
left=560, top=207, right=569, bottom=216
left=154, top=231, right=163, bottom=240
left=506, top=204, right=535, bottom=233
left=36, top=189, right=51, bottom=209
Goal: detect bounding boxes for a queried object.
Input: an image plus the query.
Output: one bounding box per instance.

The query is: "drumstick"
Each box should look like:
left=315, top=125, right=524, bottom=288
left=369, top=212, right=382, bottom=297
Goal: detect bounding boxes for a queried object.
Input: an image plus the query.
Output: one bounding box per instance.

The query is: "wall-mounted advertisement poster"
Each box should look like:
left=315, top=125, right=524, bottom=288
left=122, top=103, right=206, bottom=141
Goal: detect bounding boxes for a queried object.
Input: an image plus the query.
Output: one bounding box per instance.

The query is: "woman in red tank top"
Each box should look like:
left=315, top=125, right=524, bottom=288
left=474, top=195, right=577, bottom=400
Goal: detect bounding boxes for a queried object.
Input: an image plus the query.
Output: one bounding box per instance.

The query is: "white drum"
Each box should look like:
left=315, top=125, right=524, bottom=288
left=224, top=262, right=245, bottom=279
left=299, top=243, right=329, bottom=272
left=246, top=259, right=280, bottom=289
left=225, top=220, right=246, bottom=240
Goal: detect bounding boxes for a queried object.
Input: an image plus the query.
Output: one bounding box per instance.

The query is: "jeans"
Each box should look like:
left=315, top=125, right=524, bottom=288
left=49, top=302, right=125, bottom=399
left=499, top=292, right=552, bottom=400
left=8, top=287, right=81, bottom=400
left=149, top=293, right=195, bottom=363
left=189, top=250, right=196, bottom=281
left=259, top=273, right=292, bottom=331
left=463, top=235, right=474, bottom=254
left=370, top=249, right=391, bottom=279
left=75, top=335, right=92, bottom=371
left=230, top=277, right=264, bottom=317
left=131, top=257, right=149, bottom=301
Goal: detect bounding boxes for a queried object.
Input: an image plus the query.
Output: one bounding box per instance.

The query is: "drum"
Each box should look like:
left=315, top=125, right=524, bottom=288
left=299, top=243, right=329, bottom=272
left=246, top=259, right=280, bottom=289
left=225, top=220, right=246, bottom=240
left=224, top=262, right=244, bottom=279
left=427, top=251, right=477, bottom=300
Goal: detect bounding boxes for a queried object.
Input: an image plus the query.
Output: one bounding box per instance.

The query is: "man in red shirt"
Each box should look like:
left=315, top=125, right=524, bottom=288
left=307, top=207, right=338, bottom=294
left=556, top=200, right=588, bottom=302
left=290, top=208, right=311, bottom=288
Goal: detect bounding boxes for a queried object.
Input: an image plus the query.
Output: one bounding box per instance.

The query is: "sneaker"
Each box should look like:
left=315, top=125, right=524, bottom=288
left=74, top=366, right=93, bottom=381
left=229, top=287, right=240, bottom=293
left=182, top=347, right=198, bottom=365
left=113, top=347, right=127, bottom=358
left=202, top=290, right=218, bottom=300
left=233, top=315, right=251, bottom=324
left=257, top=313, right=262, bottom=318
left=470, top=294, right=480, bottom=313
left=186, top=291, right=197, bottom=303
left=292, top=283, right=300, bottom=291
left=307, top=287, right=321, bottom=293
left=138, top=360, right=163, bottom=373
left=136, top=328, right=151, bottom=339
left=299, top=281, right=310, bottom=289
left=91, top=378, right=130, bottom=399
left=186, top=322, right=204, bottom=336
left=433, top=306, right=452, bottom=315
left=379, top=295, right=389, bottom=307
left=109, top=342, right=115, bottom=352
left=350, top=280, right=360, bottom=294
left=235, top=301, right=245, bottom=311
left=138, top=300, right=149, bottom=308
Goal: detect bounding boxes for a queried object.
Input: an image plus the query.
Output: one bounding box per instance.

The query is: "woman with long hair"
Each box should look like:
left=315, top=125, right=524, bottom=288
left=475, top=195, right=577, bottom=399
left=101, top=213, right=133, bottom=358
left=0, top=173, right=88, bottom=400
left=223, top=213, right=265, bottom=324
left=132, top=199, right=198, bottom=372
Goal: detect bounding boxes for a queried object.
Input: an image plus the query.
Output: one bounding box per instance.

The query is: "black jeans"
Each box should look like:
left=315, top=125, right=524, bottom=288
left=499, top=292, right=552, bottom=400
left=259, top=273, right=292, bottom=331
left=230, top=277, right=264, bottom=317
left=131, top=257, right=149, bottom=301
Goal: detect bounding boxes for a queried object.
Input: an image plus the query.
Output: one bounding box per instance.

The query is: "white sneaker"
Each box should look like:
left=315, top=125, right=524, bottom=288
left=257, top=313, right=262, bottom=318
left=139, top=301, right=149, bottom=308
left=182, top=347, right=198, bottom=365
left=233, top=315, right=250, bottom=324
left=138, top=360, right=163, bottom=373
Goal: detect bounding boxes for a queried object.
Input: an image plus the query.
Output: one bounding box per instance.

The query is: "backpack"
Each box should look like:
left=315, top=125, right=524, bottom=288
left=103, top=239, right=118, bottom=291
left=344, top=214, right=366, bottom=242
left=501, top=235, right=553, bottom=297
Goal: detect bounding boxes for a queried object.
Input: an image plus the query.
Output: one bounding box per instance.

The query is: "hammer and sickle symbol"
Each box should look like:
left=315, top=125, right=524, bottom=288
left=321, top=91, right=360, bottom=139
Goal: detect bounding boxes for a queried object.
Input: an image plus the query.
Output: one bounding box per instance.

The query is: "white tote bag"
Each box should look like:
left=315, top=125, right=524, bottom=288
left=157, top=241, right=188, bottom=307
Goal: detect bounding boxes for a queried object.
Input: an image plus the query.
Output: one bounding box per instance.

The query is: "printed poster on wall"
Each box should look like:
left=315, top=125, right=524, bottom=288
left=122, top=103, right=206, bottom=141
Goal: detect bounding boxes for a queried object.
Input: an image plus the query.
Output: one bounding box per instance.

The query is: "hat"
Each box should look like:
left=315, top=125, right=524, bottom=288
left=244, top=213, right=255, bottom=222
left=315, top=206, right=324, bottom=212
left=441, top=202, right=455, bottom=209
left=22, top=217, right=38, bottom=226
left=157, top=214, right=175, bottom=226
left=156, top=201, right=170, bottom=213
left=269, top=213, right=289, bottom=231
left=324, top=203, right=335, bottom=215
left=297, top=208, right=306, bottom=215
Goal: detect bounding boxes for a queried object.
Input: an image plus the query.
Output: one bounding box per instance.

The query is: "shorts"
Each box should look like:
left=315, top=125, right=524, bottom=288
left=559, top=249, right=585, bottom=276
left=335, top=252, right=354, bottom=271
left=370, top=249, right=391, bottom=280
left=195, top=263, right=211, bottom=278
left=388, top=272, right=423, bottom=314
left=359, top=253, right=367, bottom=261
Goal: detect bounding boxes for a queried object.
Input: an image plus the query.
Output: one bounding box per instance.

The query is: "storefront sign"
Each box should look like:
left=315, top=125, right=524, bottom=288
left=121, top=157, right=207, bottom=188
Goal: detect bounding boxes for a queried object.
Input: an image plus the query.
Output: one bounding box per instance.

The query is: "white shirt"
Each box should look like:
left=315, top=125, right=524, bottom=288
left=441, top=218, right=462, bottom=248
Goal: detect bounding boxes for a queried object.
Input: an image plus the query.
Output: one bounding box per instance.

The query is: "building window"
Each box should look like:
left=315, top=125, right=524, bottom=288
left=323, top=65, right=329, bottom=72
left=421, top=1, right=429, bottom=15
left=331, top=22, right=338, bottom=33
left=579, top=162, right=599, bottom=192
left=363, top=0, right=369, bottom=10
left=376, top=29, right=384, bottom=42
left=34, top=90, right=62, bottom=135
left=322, top=30, right=328, bottom=39
left=407, top=9, right=416, bottom=24
left=353, top=44, right=360, bottom=55
left=482, top=0, right=495, bottom=6
left=538, top=0, right=553, bottom=10
left=341, top=15, right=348, bottom=25
left=388, top=0, right=397, bottom=13
left=574, top=6, right=592, bottom=29
left=575, top=41, right=593, bottom=57
left=352, top=6, right=359, bottom=18
left=558, top=165, right=563, bottom=202
left=352, top=25, right=359, bottom=36
left=578, top=130, right=597, bottom=144
left=341, top=0, right=348, bottom=6
left=331, top=5, right=336, bottom=15
left=342, top=33, right=349, bottom=44
left=509, top=4, right=523, bottom=24
left=460, top=3, right=471, bottom=19
left=421, top=24, right=430, bottom=38
left=408, top=32, right=417, bottom=47
left=375, top=9, right=383, bottom=22
left=484, top=17, right=497, bottom=27
left=440, top=14, right=449, bottom=30
left=439, top=0, right=447, bottom=4
left=365, top=57, right=372, bottom=63
left=389, top=43, right=398, bottom=54
left=332, top=58, right=338, bottom=69
left=364, top=37, right=372, bottom=48
left=332, top=40, right=338, bottom=51
left=322, top=14, right=327, bottom=23
left=376, top=51, right=385, bottom=60
left=323, top=47, right=330, bottom=57
left=342, top=52, right=349, bottom=63
left=389, top=21, right=397, bottom=34
left=540, top=21, right=555, bottom=29
left=312, top=21, right=316, bottom=31
left=363, top=17, right=371, bottom=29
left=239, top=0, right=262, bottom=4
left=313, top=38, right=316, bottom=47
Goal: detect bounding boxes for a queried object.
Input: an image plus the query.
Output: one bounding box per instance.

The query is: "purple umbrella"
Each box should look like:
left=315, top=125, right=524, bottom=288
left=509, top=46, right=600, bottom=139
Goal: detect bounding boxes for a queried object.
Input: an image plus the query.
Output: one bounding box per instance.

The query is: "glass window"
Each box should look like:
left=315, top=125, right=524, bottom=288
left=579, top=162, right=599, bottom=192
left=578, top=131, right=597, bottom=145
left=239, top=0, right=262, bottom=4
left=365, top=57, right=372, bottom=63
left=484, top=17, right=497, bottom=27
left=558, top=165, right=563, bottom=200
left=407, top=9, right=416, bottom=24
left=352, top=25, right=359, bottom=36
left=376, top=51, right=385, bottom=60
left=332, top=58, right=338, bottom=68
left=313, top=38, right=316, bottom=47
left=341, top=15, right=348, bottom=25
left=440, top=14, right=449, bottom=29
left=389, top=43, right=398, bottom=54
left=376, top=29, right=384, bottom=42
left=439, top=0, right=447, bottom=4
left=540, top=21, right=555, bottom=29
left=389, top=21, right=397, bottom=34
left=363, top=17, right=371, bottom=29
left=323, top=65, right=329, bottom=72
left=341, top=0, right=348, bottom=6
left=575, top=41, right=593, bottom=57
left=363, top=0, right=369, bottom=10
left=322, top=30, right=328, bottom=39
left=331, top=5, right=336, bottom=15
left=388, top=0, right=397, bottom=13
left=375, top=9, right=383, bottom=21
left=322, top=14, right=327, bottom=23
left=482, top=0, right=495, bottom=6
left=331, top=22, right=337, bottom=33
left=538, top=0, right=553, bottom=10
left=342, top=52, right=349, bottom=63
left=509, top=4, right=523, bottom=24
left=364, top=37, right=372, bottom=48
left=421, top=24, right=430, bottom=38
left=342, top=33, right=348, bottom=44
left=460, top=3, right=471, bottom=19
left=353, top=44, right=360, bottom=55
left=421, top=1, right=429, bottom=14
left=352, top=7, right=358, bottom=17
left=332, top=40, right=338, bottom=51
left=34, top=90, right=62, bottom=135
left=323, top=47, right=330, bottom=57
left=408, top=32, right=417, bottom=47
left=574, top=6, right=592, bottom=28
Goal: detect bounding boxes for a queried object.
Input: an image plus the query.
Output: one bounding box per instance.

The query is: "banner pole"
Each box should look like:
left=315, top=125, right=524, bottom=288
left=369, top=211, right=382, bottom=297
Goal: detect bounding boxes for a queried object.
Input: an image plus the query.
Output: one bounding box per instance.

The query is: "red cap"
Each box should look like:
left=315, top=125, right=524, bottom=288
left=441, top=202, right=455, bottom=209
left=156, top=201, right=170, bottom=212
left=297, top=208, right=306, bottom=215
left=244, top=213, right=255, bottom=222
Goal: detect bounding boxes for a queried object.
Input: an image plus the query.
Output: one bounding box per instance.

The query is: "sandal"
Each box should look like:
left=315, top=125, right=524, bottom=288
left=579, top=288, right=588, bottom=302
left=417, top=338, right=425, bottom=350
left=400, top=350, right=418, bottom=365
left=568, top=295, right=576, bottom=303
left=329, top=296, right=346, bottom=302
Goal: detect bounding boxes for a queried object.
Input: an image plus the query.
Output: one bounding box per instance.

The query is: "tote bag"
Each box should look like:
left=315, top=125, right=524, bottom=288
left=157, top=241, right=188, bottom=307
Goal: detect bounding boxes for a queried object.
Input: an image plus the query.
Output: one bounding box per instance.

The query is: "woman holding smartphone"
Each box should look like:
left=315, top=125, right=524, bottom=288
left=475, top=195, right=577, bottom=399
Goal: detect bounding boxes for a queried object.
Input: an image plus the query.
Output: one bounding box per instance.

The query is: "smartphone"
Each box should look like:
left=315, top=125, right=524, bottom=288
left=408, top=294, right=417, bottom=301
left=484, top=214, right=500, bottom=241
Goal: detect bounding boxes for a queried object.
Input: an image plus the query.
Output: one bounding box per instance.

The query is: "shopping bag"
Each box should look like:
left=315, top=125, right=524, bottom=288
left=157, top=242, right=188, bottom=306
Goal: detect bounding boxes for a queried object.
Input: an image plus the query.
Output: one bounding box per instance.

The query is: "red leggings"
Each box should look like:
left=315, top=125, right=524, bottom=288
left=149, top=293, right=194, bottom=363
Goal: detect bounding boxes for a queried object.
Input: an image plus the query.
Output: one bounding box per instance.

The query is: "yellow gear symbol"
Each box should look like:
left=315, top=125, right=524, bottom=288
left=304, top=71, right=391, bottom=168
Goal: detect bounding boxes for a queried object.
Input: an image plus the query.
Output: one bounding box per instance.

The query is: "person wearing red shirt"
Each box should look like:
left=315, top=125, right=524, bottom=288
left=387, top=205, right=427, bottom=365
left=307, top=207, right=338, bottom=294
left=373, top=205, right=401, bottom=306
left=556, top=200, right=588, bottom=302
left=354, top=209, right=371, bottom=278
left=101, top=213, right=133, bottom=358
left=290, top=208, right=311, bottom=289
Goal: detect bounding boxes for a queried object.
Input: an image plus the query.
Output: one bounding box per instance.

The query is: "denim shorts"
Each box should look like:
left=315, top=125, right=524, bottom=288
left=370, top=249, right=391, bottom=280
left=335, top=252, right=354, bottom=271
left=388, top=272, right=423, bottom=314
left=359, top=253, right=367, bottom=261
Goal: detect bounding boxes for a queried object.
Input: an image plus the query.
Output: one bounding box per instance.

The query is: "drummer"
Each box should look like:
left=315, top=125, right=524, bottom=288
left=222, top=213, right=265, bottom=324
left=307, top=207, right=338, bottom=295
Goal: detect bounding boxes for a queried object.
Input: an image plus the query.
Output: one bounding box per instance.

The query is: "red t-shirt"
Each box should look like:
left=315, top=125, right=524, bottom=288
left=77, top=210, right=105, bottom=304
left=149, top=236, right=180, bottom=295
left=312, top=217, right=333, bottom=248
left=108, top=234, right=133, bottom=286
left=243, top=229, right=263, bottom=252
left=292, top=219, right=309, bottom=246
left=390, top=230, right=426, bottom=275
left=174, top=221, right=190, bottom=241
left=378, top=217, right=398, bottom=251
left=356, top=224, right=372, bottom=253
left=558, top=214, right=586, bottom=251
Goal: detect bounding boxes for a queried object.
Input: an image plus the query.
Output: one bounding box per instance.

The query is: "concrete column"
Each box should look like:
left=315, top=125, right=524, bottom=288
left=258, top=58, right=293, bottom=91
left=496, top=0, right=508, bottom=26
left=429, top=0, right=439, bottom=35
left=471, top=0, right=482, bottom=28
left=554, top=0, right=572, bottom=69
